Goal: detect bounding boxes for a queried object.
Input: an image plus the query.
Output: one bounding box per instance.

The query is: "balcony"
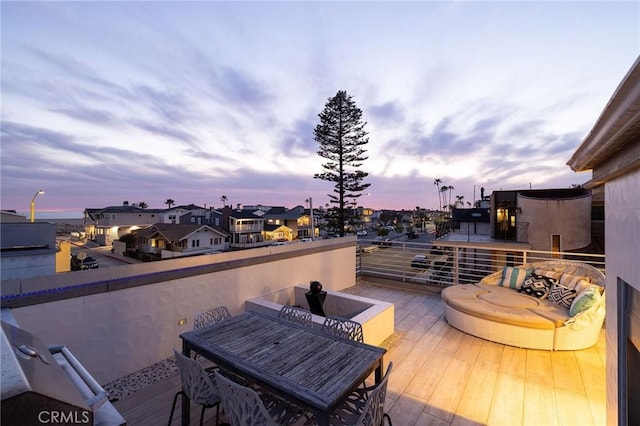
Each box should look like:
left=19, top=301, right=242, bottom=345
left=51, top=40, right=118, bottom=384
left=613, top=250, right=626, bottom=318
left=111, top=280, right=605, bottom=425
left=1, top=237, right=606, bottom=425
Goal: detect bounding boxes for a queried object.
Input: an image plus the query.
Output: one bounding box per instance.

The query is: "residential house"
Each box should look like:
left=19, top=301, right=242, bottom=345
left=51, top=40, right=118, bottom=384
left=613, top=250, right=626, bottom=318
left=161, top=204, right=224, bottom=227
left=136, top=223, right=229, bottom=260
left=450, top=207, right=491, bottom=237
left=84, top=202, right=161, bottom=246
left=263, top=205, right=315, bottom=240
left=489, top=187, right=592, bottom=252
left=567, top=56, right=640, bottom=425
left=222, top=207, right=268, bottom=249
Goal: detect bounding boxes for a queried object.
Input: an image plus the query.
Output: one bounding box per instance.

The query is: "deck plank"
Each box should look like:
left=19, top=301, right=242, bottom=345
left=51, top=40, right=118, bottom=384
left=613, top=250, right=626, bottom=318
left=112, top=281, right=606, bottom=426
left=454, top=359, right=499, bottom=424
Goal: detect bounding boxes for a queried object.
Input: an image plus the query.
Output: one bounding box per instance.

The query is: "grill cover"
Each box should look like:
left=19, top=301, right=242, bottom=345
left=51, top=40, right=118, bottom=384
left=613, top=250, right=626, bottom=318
left=1, top=320, right=124, bottom=425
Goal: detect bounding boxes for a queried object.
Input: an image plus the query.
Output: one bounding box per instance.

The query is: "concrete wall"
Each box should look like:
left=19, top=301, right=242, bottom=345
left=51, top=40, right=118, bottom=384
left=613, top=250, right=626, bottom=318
left=517, top=193, right=591, bottom=251
left=0, top=222, right=57, bottom=279
left=605, top=169, right=640, bottom=424
left=55, top=240, right=71, bottom=273
left=246, top=284, right=395, bottom=346
left=6, top=238, right=357, bottom=385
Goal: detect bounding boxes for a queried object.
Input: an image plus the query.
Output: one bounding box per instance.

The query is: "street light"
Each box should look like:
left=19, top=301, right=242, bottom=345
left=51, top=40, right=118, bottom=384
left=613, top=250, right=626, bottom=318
left=305, top=197, right=315, bottom=239
left=30, top=189, right=45, bottom=222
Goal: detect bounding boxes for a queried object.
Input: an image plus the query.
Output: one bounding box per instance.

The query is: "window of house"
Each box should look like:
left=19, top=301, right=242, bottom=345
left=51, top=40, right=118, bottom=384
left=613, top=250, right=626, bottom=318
left=215, top=218, right=219, bottom=226
left=191, top=240, right=200, bottom=248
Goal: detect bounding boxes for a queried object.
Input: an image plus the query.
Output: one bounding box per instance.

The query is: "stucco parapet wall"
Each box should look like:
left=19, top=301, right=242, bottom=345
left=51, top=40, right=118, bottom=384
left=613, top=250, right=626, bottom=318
left=1, top=237, right=356, bottom=309
left=245, top=284, right=395, bottom=346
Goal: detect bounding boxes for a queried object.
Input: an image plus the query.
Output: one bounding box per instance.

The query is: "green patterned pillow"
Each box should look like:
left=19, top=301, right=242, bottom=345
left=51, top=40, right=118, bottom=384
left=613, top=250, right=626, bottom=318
left=569, top=285, right=602, bottom=316
left=499, top=266, right=532, bottom=290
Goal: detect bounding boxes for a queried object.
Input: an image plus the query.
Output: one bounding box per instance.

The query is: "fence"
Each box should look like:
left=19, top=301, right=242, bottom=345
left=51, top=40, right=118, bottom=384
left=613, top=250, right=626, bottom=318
left=356, top=239, right=605, bottom=287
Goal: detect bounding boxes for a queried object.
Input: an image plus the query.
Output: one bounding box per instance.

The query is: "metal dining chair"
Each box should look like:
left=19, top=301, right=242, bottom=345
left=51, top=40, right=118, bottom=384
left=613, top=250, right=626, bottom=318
left=192, top=306, right=232, bottom=368
left=321, top=315, right=370, bottom=393
left=329, top=362, right=394, bottom=426
left=321, top=316, right=364, bottom=343
left=168, top=349, right=221, bottom=426
left=193, top=306, right=231, bottom=330
left=278, top=305, right=313, bottom=327
left=214, top=370, right=303, bottom=426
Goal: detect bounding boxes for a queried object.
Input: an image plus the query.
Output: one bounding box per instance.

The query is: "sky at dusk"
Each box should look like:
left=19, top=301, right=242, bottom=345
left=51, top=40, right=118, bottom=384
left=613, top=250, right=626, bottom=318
left=1, top=1, right=638, bottom=218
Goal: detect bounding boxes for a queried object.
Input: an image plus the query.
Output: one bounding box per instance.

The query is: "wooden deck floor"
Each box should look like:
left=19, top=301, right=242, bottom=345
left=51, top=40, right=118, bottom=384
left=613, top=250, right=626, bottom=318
left=112, top=281, right=606, bottom=426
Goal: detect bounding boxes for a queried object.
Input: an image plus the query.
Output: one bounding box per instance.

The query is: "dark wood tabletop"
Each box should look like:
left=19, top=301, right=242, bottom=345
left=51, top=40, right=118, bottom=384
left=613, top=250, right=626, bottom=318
left=180, top=311, right=386, bottom=425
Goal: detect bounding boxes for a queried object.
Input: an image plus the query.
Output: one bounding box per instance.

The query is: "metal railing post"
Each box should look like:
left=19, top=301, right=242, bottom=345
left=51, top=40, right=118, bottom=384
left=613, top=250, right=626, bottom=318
left=453, top=246, right=459, bottom=285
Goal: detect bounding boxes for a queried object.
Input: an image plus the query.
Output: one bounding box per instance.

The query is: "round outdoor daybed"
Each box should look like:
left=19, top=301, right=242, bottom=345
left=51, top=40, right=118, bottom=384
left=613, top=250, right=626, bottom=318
left=441, top=260, right=605, bottom=351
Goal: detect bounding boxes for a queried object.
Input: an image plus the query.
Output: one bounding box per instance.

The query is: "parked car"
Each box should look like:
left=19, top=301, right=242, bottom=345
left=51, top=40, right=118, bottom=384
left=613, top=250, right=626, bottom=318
left=71, top=255, right=99, bottom=271
left=356, top=230, right=368, bottom=236
left=373, top=236, right=392, bottom=247
left=411, top=255, right=429, bottom=269
left=407, top=230, right=419, bottom=239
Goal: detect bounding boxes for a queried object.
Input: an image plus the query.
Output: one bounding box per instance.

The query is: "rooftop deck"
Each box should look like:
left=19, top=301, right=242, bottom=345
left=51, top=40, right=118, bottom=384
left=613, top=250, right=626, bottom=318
left=112, top=280, right=606, bottom=425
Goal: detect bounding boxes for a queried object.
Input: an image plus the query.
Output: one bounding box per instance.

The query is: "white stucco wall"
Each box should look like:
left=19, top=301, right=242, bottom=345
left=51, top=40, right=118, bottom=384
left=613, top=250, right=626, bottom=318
left=517, top=193, right=591, bottom=251
left=8, top=238, right=357, bottom=384
left=605, top=169, right=640, bottom=425
left=0, top=254, right=55, bottom=280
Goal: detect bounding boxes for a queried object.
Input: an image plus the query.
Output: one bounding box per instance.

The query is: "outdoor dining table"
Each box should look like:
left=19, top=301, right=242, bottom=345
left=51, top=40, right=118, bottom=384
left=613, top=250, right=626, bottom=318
left=179, top=311, right=386, bottom=426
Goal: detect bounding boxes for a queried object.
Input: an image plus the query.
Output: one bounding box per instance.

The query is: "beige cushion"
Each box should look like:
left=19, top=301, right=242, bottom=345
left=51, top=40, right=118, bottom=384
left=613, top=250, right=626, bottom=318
left=478, top=291, right=539, bottom=309
left=529, top=299, right=571, bottom=327
left=447, top=298, right=555, bottom=329
left=441, top=284, right=486, bottom=304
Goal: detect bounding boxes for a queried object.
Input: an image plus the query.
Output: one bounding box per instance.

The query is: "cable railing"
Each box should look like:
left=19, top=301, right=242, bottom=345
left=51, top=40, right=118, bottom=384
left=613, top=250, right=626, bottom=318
left=356, top=239, right=605, bottom=287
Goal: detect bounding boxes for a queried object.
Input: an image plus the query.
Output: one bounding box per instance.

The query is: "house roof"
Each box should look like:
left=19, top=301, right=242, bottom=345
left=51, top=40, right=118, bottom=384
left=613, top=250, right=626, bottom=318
left=568, top=57, right=640, bottom=178
left=84, top=205, right=163, bottom=219
left=228, top=210, right=264, bottom=219
left=170, top=204, right=208, bottom=211
left=137, top=224, right=229, bottom=241
left=263, top=206, right=309, bottom=220
left=264, top=224, right=292, bottom=232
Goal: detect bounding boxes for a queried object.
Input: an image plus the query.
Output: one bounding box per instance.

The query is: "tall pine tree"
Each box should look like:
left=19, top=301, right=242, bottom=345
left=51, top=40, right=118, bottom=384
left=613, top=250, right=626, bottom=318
left=314, top=90, right=370, bottom=237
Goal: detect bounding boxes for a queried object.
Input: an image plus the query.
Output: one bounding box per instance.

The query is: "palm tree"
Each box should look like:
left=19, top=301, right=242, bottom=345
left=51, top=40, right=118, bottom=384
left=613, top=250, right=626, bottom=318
left=440, top=186, right=449, bottom=211
left=433, top=179, right=442, bottom=210
left=447, top=185, right=455, bottom=211
left=220, top=195, right=228, bottom=207
left=138, top=201, right=148, bottom=209
left=165, top=199, right=175, bottom=209
left=455, top=195, right=464, bottom=208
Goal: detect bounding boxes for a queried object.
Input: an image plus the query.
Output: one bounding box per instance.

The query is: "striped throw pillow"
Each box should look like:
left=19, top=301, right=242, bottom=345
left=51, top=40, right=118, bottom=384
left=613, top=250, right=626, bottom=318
left=560, top=273, right=591, bottom=290
left=499, top=266, right=532, bottom=290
